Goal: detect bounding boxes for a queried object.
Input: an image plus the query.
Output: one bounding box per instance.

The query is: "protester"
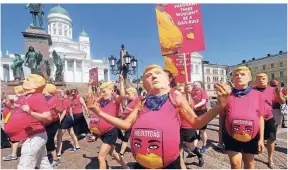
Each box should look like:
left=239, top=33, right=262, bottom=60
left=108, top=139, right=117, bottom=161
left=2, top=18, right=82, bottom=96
left=254, top=74, right=285, bottom=168
left=71, top=88, right=90, bottom=138
left=190, top=81, right=209, bottom=153
left=42, top=84, right=63, bottom=167
left=87, top=75, right=128, bottom=169
left=57, top=89, right=80, bottom=157
left=87, top=64, right=231, bottom=169
left=118, top=87, right=141, bottom=157
left=219, top=67, right=265, bottom=169
left=175, top=83, right=204, bottom=169
left=4, top=74, right=53, bottom=169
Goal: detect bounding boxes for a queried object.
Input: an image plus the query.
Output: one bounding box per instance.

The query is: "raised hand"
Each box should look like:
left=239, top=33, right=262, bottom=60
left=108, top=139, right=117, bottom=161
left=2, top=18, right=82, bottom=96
left=86, top=94, right=101, bottom=114
left=215, top=83, right=231, bottom=109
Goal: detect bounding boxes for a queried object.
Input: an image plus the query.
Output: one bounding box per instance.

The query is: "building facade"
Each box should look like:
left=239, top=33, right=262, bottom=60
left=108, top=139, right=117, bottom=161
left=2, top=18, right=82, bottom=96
left=228, top=51, right=287, bottom=88
left=203, top=61, right=228, bottom=97
left=1, top=5, right=110, bottom=83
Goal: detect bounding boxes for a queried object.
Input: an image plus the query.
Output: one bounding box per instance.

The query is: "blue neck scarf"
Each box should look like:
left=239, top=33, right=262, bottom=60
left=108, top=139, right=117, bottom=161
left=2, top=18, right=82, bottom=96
left=232, top=86, right=252, bottom=97
left=44, top=95, right=53, bottom=101
left=100, top=99, right=111, bottom=108
left=145, top=93, right=168, bottom=111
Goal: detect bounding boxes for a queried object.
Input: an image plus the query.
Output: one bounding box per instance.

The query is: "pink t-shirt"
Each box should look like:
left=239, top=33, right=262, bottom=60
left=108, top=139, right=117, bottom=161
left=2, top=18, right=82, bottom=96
left=71, top=95, right=83, bottom=114
left=254, top=86, right=275, bottom=121
left=130, top=91, right=181, bottom=169
left=14, top=96, right=26, bottom=105
left=191, top=88, right=208, bottom=111
left=223, top=89, right=264, bottom=142
left=121, top=97, right=142, bottom=119
left=89, top=97, right=120, bottom=135
left=46, top=96, right=63, bottom=124
left=4, top=93, right=49, bottom=142
left=62, top=97, right=72, bottom=115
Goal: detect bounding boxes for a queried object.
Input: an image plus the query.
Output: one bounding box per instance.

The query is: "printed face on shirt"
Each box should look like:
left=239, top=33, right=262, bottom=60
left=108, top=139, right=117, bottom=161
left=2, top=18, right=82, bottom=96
left=132, top=128, right=163, bottom=169
left=232, top=70, right=251, bottom=87
left=89, top=117, right=101, bottom=135
left=143, top=68, right=170, bottom=93
left=256, top=76, right=268, bottom=88
left=101, top=88, right=113, bottom=100
left=231, top=119, right=254, bottom=142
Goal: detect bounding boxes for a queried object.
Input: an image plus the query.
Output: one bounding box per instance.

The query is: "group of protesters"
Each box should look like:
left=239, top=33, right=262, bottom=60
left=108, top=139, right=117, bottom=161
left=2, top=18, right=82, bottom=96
left=1, top=64, right=286, bottom=169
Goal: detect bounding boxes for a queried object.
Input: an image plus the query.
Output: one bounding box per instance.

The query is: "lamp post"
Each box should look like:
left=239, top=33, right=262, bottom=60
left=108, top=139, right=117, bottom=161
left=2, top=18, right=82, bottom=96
left=108, top=44, right=137, bottom=87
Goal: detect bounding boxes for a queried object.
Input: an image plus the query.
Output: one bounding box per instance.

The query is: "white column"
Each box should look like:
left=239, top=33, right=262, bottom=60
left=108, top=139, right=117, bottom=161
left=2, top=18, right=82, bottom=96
left=81, top=60, right=84, bottom=82
left=0, top=64, right=3, bottom=81
left=9, top=64, right=13, bottom=81
left=53, top=64, right=56, bottom=81
left=64, top=59, right=67, bottom=82
left=107, top=68, right=110, bottom=81
left=73, top=59, right=76, bottom=82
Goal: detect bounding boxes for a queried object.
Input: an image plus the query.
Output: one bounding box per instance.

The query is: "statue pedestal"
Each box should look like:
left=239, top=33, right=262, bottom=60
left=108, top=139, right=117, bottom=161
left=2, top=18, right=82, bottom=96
left=22, top=27, right=52, bottom=59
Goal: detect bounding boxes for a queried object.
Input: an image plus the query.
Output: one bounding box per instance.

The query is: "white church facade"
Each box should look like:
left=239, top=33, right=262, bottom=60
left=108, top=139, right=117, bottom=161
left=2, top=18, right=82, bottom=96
left=1, top=4, right=110, bottom=83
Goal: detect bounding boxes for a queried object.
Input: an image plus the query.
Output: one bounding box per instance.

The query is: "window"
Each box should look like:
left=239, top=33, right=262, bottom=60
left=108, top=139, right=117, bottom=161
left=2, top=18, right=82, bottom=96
left=213, top=69, right=218, bottom=74
left=207, top=77, right=210, bottom=82
left=205, top=68, right=210, bottom=74
left=53, top=24, right=56, bottom=27
left=280, top=62, right=283, bottom=67
left=64, top=30, right=67, bottom=37
left=195, top=65, right=199, bottom=73
left=255, top=67, right=258, bottom=71
left=262, top=65, right=266, bottom=70
left=53, top=29, right=56, bottom=35
left=213, top=77, right=218, bottom=82
left=207, top=84, right=210, bottom=90
left=59, top=29, right=62, bottom=35
left=271, top=63, right=274, bottom=68
left=220, top=70, right=224, bottom=75
left=281, top=82, right=285, bottom=88
left=58, top=23, right=62, bottom=27
left=271, top=72, right=275, bottom=79
left=221, top=77, right=224, bottom=81
left=280, top=71, right=284, bottom=77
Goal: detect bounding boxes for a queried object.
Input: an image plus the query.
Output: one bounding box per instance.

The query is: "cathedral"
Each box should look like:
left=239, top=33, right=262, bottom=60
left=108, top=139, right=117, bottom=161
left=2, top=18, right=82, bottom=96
left=1, top=4, right=110, bottom=83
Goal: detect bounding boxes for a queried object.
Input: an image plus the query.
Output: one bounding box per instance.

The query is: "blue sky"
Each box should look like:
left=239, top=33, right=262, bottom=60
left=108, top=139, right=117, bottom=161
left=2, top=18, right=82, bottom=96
left=1, top=4, right=287, bottom=80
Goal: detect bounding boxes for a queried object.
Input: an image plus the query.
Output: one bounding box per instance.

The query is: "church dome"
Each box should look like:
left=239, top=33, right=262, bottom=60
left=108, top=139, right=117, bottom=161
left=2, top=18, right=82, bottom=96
left=80, top=27, right=88, bottom=37
left=48, top=5, right=70, bottom=18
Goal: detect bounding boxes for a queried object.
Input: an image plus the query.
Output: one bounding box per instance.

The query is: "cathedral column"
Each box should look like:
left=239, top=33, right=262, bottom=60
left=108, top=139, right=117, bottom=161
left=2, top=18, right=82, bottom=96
left=81, top=60, right=84, bottom=82
left=73, top=59, right=76, bottom=82
left=107, top=69, right=110, bottom=81
left=9, top=64, right=13, bottom=81
left=64, top=59, right=67, bottom=82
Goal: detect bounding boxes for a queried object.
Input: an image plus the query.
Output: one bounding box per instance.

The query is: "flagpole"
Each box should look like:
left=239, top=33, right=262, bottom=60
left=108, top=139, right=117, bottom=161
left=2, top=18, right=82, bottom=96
left=183, top=53, right=192, bottom=105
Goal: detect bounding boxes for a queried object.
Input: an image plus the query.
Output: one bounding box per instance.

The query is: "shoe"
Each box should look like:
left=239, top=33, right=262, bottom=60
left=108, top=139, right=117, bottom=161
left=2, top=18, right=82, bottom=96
left=51, top=160, right=60, bottom=168
left=70, top=147, right=80, bottom=152
left=57, top=154, right=61, bottom=159
left=200, top=146, right=207, bottom=153
left=198, top=157, right=204, bottom=167
left=2, top=154, right=17, bottom=161
left=281, top=125, right=287, bottom=128
left=267, top=161, right=277, bottom=169
left=186, top=153, right=196, bottom=158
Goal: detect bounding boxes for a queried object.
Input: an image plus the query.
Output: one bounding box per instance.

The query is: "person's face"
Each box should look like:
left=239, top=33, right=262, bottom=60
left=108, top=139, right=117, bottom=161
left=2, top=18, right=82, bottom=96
left=176, top=83, right=185, bottom=93
left=193, top=82, right=201, bottom=89
left=143, top=68, right=170, bottom=92
left=127, top=91, right=136, bottom=100
left=232, top=70, right=251, bottom=88
left=101, top=88, right=113, bottom=100
left=255, top=76, right=268, bottom=88
left=71, top=90, right=77, bottom=97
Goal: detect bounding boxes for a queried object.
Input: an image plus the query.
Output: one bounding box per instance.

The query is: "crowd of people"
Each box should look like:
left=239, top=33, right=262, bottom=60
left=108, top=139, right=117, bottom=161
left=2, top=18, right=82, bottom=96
left=1, top=64, right=287, bottom=169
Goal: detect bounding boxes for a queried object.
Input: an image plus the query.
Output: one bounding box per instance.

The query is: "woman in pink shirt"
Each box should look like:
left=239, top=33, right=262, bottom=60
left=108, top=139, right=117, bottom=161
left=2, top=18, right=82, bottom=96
left=88, top=75, right=127, bottom=169
left=219, top=66, right=265, bottom=169
left=118, top=87, right=141, bottom=157
left=87, top=65, right=231, bottom=169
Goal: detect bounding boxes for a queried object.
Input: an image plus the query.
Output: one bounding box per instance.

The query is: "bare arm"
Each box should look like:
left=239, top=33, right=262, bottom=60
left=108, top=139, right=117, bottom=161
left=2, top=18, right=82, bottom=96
left=115, top=75, right=125, bottom=105
left=80, top=97, right=88, bottom=114
left=30, top=111, right=52, bottom=123
left=258, top=116, right=264, bottom=141
left=218, top=112, right=225, bottom=144
left=59, top=109, right=67, bottom=122
left=194, top=99, right=206, bottom=109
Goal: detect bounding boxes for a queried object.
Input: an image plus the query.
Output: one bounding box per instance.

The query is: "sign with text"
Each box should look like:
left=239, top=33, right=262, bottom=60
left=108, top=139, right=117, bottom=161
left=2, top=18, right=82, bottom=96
left=170, top=54, right=191, bottom=83
left=155, top=4, right=205, bottom=81
left=89, top=67, right=98, bottom=87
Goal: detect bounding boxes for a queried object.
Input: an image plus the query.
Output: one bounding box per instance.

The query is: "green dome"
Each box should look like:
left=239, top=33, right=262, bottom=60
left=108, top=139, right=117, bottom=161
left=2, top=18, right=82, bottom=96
left=80, top=27, right=88, bottom=37
left=48, top=5, right=70, bottom=18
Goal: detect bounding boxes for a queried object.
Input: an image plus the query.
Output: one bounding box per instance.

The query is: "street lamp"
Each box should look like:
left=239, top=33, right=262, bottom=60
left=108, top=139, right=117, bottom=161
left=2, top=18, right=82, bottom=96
left=108, top=45, right=137, bottom=84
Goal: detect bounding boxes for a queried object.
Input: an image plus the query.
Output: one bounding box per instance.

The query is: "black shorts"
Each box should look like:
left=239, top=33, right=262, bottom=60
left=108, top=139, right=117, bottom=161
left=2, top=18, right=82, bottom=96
left=133, top=156, right=181, bottom=169
left=264, top=118, right=277, bottom=141
left=45, top=120, right=60, bottom=152
left=180, top=128, right=198, bottom=143
left=121, top=130, right=131, bottom=142
left=195, top=109, right=208, bottom=130
left=223, top=129, right=259, bottom=154
left=60, top=115, right=74, bottom=129
left=100, top=127, right=118, bottom=145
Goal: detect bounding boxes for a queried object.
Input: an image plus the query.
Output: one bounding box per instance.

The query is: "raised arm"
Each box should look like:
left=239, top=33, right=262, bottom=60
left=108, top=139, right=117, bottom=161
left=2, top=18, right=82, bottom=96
left=115, top=74, right=125, bottom=104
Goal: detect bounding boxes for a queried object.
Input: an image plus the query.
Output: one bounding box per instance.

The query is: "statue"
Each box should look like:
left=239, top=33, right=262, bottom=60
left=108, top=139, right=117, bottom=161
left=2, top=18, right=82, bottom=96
left=11, top=54, right=25, bottom=81
left=25, top=4, right=44, bottom=28
left=24, top=46, right=43, bottom=75
left=43, top=59, right=51, bottom=78
left=52, top=50, right=64, bottom=82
